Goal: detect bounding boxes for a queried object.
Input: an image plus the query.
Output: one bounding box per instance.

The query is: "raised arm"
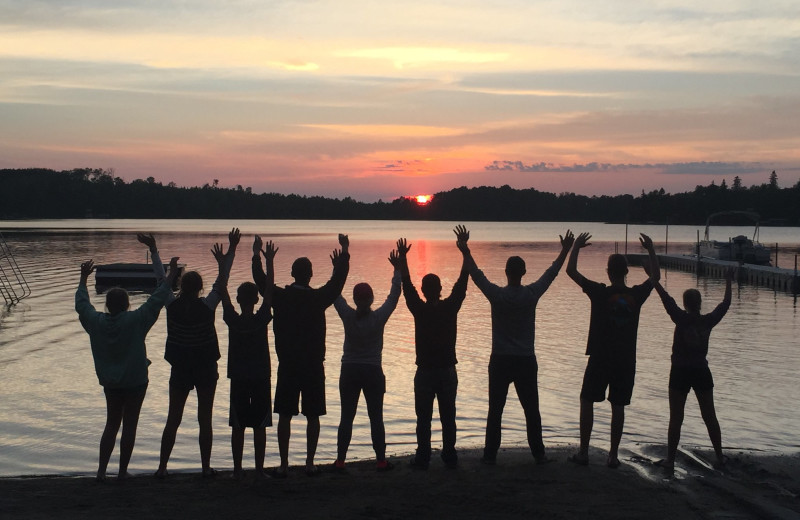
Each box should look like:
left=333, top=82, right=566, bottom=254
left=554, top=230, right=575, bottom=268
left=454, top=225, right=477, bottom=273
left=639, top=233, right=660, bottom=284
left=396, top=237, right=422, bottom=307
left=206, top=228, right=239, bottom=308
left=396, top=238, right=412, bottom=281
left=319, top=233, right=351, bottom=305
left=260, top=239, right=278, bottom=307
left=75, top=260, right=98, bottom=329
left=373, top=249, right=403, bottom=322
left=708, top=267, right=734, bottom=325
left=566, top=232, right=592, bottom=285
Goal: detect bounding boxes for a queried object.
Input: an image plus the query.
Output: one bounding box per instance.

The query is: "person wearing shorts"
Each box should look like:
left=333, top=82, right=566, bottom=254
left=221, top=238, right=276, bottom=479
left=154, top=228, right=239, bottom=479
left=567, top=231, right=659, bottom=468
left=253, top=233, right=350, bottom=477
left=653, top=267, right=733, bottom=472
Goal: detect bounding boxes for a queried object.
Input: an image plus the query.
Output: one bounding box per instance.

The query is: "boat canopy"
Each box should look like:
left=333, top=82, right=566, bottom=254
left=703, top=211, right=761, bottom=242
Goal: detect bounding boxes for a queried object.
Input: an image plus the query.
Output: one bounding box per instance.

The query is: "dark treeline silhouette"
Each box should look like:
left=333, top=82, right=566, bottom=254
left=2, top=168, right=798, bottom=224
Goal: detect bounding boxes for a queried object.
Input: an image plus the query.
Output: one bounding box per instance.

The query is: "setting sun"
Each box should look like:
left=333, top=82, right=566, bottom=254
left=415, top=194, right=433, bottom=205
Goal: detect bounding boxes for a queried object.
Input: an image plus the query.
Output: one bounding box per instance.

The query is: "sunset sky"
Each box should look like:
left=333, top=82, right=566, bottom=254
left=1, top=1, right=799, bottom=201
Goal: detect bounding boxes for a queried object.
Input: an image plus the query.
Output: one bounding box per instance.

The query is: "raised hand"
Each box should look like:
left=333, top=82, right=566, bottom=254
left=253, top=235, right=263, bottom=255
left=560, top=229, right=575, bottom=251
left=211, top=243, right=226, bottom=265
left=453, top=225, right=469, bottom=243
left=396, top=238, right=412, bottom=256
left=228, top=228, right=241, bottom=247
left=80, top=260, right=95, bottom=279
left=639, top=233, right=655, bottom=251
left=136, top=233, right=156, bottom=249
left=388, top=249, right=401, bottom=268
left=330, top=248, right=342, bottom=266
left=575, top=232, right=592, bottom=249
left=338, top=233, right=349, bottom=251
left=263, top=240, right=279, bottom=261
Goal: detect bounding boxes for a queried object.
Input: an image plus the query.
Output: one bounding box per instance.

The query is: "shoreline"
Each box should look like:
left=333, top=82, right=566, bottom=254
left=2, top=445, right=798, bottom=519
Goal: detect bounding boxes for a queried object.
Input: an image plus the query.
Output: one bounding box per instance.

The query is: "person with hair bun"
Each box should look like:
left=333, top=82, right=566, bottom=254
left=332, top=248, right=402, bottom=472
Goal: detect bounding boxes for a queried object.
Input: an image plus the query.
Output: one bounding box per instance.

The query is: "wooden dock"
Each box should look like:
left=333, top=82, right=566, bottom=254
left=625, top=254, right=800, bottom=294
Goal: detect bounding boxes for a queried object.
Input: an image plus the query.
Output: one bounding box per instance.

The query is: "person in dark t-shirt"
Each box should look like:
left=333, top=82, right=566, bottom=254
left=221, top=237, right=276, bottom=480
left=252, top=233, right=350, bottom=477
left=566, top=232, right=659, bottom=468
left=397, top=235, right=468, bottom=470
left=653, top=267, right=733, bottom=473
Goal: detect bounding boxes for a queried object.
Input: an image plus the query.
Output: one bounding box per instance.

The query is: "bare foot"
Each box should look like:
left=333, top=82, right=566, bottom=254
left=117, top=472, right=133, bottom=481
left=232, top=468, right=244, bottom=481
left=154, top=468, right=168, bottom=479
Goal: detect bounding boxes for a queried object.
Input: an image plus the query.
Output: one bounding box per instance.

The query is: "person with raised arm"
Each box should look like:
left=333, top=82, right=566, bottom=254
left=566, top=232, right=659, bottom=468
left=397, top=235, right=469, bottom=470
left=652, top=267, right=733, bottom=473
left=153, top=228, right=240, bottom=479
left=219, top=236, right=277, bottom=480
left=75, top=234, right=179, bottom=482
left=454, top=225, right=574, bottom=465
left=332, top=248, right=402, bottom=473
left=252, top=233, right=350, bottom=477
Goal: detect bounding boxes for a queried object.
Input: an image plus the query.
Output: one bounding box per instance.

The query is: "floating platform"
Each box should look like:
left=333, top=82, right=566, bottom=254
left=95, top=263, right=184, bottom=293
left=625, top=254, right=800, bottom=294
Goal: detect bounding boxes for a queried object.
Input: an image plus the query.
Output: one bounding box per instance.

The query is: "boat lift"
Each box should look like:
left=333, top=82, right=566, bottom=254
left=0, top=232, right=31, bottom=305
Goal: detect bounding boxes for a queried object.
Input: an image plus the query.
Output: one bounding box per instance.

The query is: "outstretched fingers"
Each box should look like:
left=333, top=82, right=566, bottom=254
left=136, top=233, right=156, bottom=249
left=453, top=225, right=469, bottom=243
left=560, top=229, right=575, bottom=249
left=211, top=243, right=225, bottom=263
left=80, top=260, right=96, bottom=277
left=575, top=232, right=592, bottom=248
left=396, top=238, right=412, bottom=255
left=263, top=240, right=278, bottom=260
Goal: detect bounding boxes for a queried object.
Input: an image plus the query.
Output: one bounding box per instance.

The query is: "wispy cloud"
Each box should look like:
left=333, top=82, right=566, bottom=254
left=485, top=160, right=766, bottom=175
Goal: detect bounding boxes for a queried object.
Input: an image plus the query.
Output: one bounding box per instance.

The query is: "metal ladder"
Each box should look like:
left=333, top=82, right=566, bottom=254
left=0, top=232, right=31, bottom=305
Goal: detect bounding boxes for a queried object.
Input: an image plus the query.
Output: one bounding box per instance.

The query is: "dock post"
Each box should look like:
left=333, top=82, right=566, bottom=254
left=625, top=223, right=628, bottom=256
left=665, top=220, right=669, bottom=255
left=775, top=243, right=778, bottom=268
left=794, top=255, right=799, bottom=295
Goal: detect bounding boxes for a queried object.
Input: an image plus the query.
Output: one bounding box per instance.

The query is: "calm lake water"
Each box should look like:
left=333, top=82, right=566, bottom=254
left=1, top=220, right=799, bottom=476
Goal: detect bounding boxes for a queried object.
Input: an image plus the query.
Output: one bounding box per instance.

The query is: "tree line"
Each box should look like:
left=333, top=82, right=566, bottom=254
left=1, top=167, right=798, bottom=225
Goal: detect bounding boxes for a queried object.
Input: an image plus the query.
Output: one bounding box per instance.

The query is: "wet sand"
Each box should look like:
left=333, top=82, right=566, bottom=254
left=1, top=445, right=798, bottom=519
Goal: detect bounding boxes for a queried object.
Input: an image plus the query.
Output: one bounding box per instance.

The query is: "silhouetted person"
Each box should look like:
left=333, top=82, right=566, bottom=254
left=653, top=267, right=733, bottom=473
left=253, top=234, right=350, bottom=477
left=154, top=228, right=240, bottom=478
left=397, top=236, right=468, bottom=469
left=566, top=232, right=659, bottom=468
left=220, top=236, right=277, bottom=480
left=333, top=249, right=402, bottom=472
left=455, top=225, right=574, bottom=465
left=75, top=234, right=178, bottom=482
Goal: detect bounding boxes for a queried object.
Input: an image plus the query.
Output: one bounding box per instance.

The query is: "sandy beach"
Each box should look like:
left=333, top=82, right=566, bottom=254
left=2, top=444, right=798, bottom=519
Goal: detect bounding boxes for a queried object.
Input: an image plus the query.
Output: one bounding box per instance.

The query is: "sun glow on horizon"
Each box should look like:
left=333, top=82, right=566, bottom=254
left=414, top=194, right=433, bottom=205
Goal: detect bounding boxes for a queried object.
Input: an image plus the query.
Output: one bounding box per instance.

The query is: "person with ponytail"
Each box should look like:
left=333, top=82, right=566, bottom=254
left=332, top=248, right=401, bottom=472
